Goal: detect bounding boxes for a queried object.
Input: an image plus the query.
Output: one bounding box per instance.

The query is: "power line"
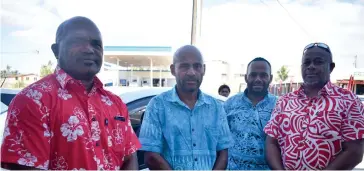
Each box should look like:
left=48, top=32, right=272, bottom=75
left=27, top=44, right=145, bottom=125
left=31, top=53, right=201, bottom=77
left=275, top=0, right=312, bottom=40
left=259, top=0, right=269, bottom=7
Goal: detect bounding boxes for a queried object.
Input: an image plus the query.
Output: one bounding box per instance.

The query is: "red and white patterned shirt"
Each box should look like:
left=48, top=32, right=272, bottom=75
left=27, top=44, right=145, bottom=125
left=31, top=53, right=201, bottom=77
left=264, top=81, right=364, bottom=170
left=1, top=66, right=141, bottom=170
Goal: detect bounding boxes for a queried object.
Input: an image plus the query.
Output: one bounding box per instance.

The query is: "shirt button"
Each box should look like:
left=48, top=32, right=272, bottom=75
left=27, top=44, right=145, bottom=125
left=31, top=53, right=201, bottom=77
left=192, top=128, right=194, bottom=132
left=193, top=143, right=196, bottom=147
left=96, top=142, right=100, bottom=146
left=194, top=158, right=198, bottom=161
left=92, top=118, right=96, bottom=121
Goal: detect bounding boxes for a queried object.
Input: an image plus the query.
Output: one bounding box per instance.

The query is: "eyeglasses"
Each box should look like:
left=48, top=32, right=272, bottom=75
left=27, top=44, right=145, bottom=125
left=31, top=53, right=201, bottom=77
left=303, top=42, right=331, bottom=54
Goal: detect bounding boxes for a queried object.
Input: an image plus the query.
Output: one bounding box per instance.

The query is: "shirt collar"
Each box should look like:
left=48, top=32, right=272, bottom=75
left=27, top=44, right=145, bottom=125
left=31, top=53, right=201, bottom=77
left=168, top=86, right=211, bottom=107
left=298, top=81, right=335, bottom=97
left=54, top=65, right=103, bottom=90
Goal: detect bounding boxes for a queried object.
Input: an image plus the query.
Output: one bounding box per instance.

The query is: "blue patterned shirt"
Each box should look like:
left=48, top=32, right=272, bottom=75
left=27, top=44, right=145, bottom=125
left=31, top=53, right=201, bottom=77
left=224, top=90, right=277, bottom=170
left=139, top=87, right=233, bottom=170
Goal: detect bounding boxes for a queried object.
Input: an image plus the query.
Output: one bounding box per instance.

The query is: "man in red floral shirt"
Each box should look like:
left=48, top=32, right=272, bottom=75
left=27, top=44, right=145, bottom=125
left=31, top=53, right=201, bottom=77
left=1, top=16, right=141, bottom=170
left=264, top=42, right=364, bottom=170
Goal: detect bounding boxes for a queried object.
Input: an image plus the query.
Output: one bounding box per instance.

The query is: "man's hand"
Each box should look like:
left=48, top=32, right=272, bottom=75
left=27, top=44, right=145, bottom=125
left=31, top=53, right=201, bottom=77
left=121, top=152, right=138, bottom=170
left=212, top=149, right=228, bottom=170
left=265, top=136, right=285, bottom=170
left=144, top=151, right=172, bottom=170
left=324, top=139, right=364, bottom=170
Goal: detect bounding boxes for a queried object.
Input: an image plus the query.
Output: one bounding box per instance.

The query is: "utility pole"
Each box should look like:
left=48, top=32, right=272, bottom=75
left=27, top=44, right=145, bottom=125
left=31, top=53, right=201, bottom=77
left=354, top=55, right=357, bottom=68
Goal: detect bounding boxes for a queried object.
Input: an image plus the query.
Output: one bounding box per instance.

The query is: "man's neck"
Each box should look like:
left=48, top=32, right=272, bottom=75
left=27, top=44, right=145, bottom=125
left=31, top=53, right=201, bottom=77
left=81, top=80, right=94, bottom=93
left=176, top=87, right=198, bottom=109
left=304, top=82, right=327, bottom=98
left=247, top=91, right=266, bottom=106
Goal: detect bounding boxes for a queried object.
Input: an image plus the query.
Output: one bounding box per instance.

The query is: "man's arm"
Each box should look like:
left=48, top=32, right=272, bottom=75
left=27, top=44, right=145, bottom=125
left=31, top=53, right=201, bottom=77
left=325, top=95, right=364, bottom=170
left=139, top=97, right=171, bottom=170
left=121, top=153, right=139, bottom=170
left=212, top=149, right=228, bottom=170
left=1, top=93, right=51, bottom=170
left=324, top=139, right=364, bottom=170
left=144, top=152, right=172, bottom=170
left=265, top=136, right=284, bottom=170
left=212, top=103, right=233, bottom=170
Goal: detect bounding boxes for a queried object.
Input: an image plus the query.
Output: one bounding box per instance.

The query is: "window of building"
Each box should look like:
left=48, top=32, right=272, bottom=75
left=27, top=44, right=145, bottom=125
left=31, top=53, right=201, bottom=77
left=26, top=77, right=29, bottom=81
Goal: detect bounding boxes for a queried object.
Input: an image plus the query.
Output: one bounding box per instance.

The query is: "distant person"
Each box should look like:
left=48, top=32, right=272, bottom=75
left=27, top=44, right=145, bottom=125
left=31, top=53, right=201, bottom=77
left=218, top=84, right=230, bottom=97
left=1, top=16, right=140, bottom=170
left=224, top=57, right=277, bottom=170
left=139, top=45, right=233, bottom=170
left=264, top=43, right=364, bottom=170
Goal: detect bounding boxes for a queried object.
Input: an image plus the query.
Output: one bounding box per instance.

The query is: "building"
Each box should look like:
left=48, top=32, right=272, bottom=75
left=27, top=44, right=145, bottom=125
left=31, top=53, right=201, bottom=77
left=336, top=69, right=364, bottom=95
left=0, top=73, right=40, bottom=88
left=98, top=46, right=176, bottom=88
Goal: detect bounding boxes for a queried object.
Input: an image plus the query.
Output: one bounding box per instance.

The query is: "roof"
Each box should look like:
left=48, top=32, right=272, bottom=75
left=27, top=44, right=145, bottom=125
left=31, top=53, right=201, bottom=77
left=104, top=46, right=172, bottom=52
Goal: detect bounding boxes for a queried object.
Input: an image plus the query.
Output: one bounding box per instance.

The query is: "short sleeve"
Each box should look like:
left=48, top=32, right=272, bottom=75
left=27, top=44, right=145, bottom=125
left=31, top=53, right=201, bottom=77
left=264, top=97, right=285, bottom=139
left=216, top=102, right=234, bottom=151
left=1, top=94, right=51, bottom=169
left=139, top=97, right=164, bottom=153
left=341, top=95, right=364, bottom=141
left=119, top=102, right=141, bottom=156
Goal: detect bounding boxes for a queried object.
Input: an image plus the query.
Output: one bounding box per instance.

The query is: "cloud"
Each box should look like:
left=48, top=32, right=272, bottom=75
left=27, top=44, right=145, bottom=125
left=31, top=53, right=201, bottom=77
left=198, top=0, right=364, bottom=81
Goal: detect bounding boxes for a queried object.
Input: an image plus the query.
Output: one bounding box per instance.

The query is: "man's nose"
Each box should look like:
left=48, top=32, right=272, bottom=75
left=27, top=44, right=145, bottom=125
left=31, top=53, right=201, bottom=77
left=82, top=43, right=95, bottom=54
left=186, top=67, right=196, bottom=75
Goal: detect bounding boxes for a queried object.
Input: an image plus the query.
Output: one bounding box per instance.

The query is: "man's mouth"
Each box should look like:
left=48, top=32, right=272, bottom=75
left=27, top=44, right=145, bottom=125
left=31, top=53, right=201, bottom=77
left=83, top=59, right=96, bottom=66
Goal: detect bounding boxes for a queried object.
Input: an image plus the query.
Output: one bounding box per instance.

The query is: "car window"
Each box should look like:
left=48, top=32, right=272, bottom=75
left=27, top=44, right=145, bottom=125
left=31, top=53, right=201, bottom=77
left=125, top=96, right=154, bottom=126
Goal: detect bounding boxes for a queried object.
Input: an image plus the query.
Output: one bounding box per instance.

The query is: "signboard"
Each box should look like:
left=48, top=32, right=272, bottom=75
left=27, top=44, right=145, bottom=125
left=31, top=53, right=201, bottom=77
left=354, top=71, right=364, bottom=80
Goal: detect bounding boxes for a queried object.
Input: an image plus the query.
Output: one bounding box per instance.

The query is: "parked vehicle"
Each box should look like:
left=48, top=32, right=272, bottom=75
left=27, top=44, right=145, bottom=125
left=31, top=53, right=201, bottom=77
left=0, top=87, right=226, bottom=170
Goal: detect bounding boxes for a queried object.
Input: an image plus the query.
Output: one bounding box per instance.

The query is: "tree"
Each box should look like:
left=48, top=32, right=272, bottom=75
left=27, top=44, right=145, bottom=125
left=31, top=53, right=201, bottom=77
left=276, top=65, right=289, bottom=82
left=40, top=60, right=53, bottom=77
left=1, top=65, right=19, bottom=78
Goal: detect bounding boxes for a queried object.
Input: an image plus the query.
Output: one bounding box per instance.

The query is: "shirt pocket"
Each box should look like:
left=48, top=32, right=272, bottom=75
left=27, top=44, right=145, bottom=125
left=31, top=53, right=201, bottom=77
left=108, top=119, right=127, bottom=158
left=204, top=126, right=219, bottom=150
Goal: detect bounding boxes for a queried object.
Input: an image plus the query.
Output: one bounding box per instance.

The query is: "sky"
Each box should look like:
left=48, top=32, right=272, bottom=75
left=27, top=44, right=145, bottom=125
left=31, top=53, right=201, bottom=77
left=1, top=0, right=364, bottom=81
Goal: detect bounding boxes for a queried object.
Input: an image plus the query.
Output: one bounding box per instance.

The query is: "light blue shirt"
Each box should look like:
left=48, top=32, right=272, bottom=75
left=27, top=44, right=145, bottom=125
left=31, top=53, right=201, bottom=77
left=224, top=89, right=277, bottom=170
left=139, top=87, right=233, bottom=170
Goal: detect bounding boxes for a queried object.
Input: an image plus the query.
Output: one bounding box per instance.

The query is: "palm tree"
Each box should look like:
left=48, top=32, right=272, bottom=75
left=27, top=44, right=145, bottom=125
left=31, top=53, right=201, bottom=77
left=276, top=65, right=289, bottom=82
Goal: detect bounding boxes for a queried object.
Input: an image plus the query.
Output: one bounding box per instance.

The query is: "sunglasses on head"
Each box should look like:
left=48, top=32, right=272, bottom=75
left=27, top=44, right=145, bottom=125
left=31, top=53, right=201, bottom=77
left=303, top=42, right=331, bottom=54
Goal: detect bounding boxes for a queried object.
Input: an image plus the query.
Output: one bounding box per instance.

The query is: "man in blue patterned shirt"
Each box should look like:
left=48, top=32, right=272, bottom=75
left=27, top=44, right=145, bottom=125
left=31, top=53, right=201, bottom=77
left=224, top=57, right=277, bottom=170
left=139, top=45, right=233, bottom=170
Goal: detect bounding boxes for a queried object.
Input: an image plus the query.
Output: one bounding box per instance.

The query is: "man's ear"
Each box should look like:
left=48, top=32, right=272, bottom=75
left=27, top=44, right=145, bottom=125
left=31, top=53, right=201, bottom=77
left=330, top=62, right=335, bottom=73
left=51, top=43, right=59, bottom=59
left=170, top=64, right=175, bottom=76
left=269, top=74, right=273, bottom=84
left=203, top=64, right=206, bottom=76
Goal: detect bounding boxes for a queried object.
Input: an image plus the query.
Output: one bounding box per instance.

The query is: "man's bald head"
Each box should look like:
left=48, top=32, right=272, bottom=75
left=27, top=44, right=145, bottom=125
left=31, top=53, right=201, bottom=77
left=173, top=45, right=203, bottom=64
left=170, top=45, right=205, bottom=93
left=55, top=16, right=101, bottom=44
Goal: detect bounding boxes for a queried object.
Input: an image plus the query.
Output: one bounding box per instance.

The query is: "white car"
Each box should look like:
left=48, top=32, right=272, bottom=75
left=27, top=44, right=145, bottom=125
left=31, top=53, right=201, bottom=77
left=358, top=95, right=364, bottom=104
left=0, top=87, right=226, bottom=170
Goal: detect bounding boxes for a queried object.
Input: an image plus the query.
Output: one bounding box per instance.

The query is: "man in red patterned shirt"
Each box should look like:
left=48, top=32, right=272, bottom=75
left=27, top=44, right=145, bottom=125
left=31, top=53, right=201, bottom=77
left=264, top=42, right=364, bottom=170
left=1, top=16, right=141, bottom=170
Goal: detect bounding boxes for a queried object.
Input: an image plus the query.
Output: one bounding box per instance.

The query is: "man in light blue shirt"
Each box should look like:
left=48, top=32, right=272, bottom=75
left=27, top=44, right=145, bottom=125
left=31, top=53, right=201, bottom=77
left=224, top=57, right=277, bottom=170
left=139, top=45, right=233, bottom=170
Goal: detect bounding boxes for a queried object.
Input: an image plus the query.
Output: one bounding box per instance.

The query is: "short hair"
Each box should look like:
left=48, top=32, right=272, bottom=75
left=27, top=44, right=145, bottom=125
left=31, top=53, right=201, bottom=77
left=55, top=16, right=99, bottom=44
left=247, top=57, right=272, bottom=74
left=218, top=84, right=230, bottom=93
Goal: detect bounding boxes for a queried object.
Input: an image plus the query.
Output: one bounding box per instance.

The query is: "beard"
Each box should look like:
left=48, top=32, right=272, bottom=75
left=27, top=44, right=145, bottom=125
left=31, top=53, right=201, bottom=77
left=247, top=83, right=269, bottom=96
